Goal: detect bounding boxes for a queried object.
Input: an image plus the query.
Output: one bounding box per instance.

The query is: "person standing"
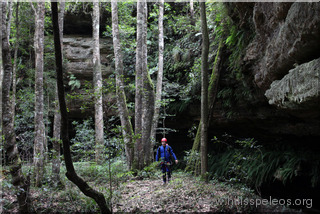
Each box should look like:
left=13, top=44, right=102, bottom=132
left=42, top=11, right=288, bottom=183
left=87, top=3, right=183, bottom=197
left=156, top=138, right=178, bottom=184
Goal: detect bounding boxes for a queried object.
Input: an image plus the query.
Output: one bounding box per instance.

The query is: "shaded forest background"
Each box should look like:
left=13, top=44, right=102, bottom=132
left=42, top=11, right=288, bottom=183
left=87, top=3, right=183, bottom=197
left=1, top=1, right=319, bottom=213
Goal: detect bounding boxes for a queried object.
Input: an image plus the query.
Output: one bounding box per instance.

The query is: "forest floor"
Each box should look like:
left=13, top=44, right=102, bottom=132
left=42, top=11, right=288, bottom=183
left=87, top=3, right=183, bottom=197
left=1, top=161, right=298, bottom=213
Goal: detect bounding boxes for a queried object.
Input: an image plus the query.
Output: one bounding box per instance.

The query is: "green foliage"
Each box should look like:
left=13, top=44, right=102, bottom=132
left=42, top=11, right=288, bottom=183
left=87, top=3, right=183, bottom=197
left=209, top=138, right=320, bottom=188
left=68, top=74, right=81, bottom=90
left=15, top=88, right=35, bottom=161
left=136, top=161, right=162, bottom=179
left=184, top=149, right=200, bottom=174
left=70, top=119, right=96, bottom=162
left=70, top=116, right=125, bottom=162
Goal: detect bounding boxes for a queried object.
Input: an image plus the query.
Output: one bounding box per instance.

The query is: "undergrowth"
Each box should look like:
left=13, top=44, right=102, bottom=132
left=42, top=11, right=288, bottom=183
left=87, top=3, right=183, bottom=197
left=206, top=137, right=320, bottom=189
left=2, top=157, right=297, bottom=213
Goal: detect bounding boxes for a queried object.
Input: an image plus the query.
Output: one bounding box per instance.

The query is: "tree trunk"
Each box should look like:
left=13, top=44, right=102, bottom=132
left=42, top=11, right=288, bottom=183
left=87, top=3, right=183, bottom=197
left=12, top=2, right=19, bottom=129
left=150, top=0, right=164, bottom=159
left=1, top=2, right=32, bottom=212
left=92, top=1, right=104, bottom=164
left=134, top=0, right=155, bottom=169
left=190, top=0, right=195, bottom=26
left=51, top=3, right=111, bottom=213
left=33, top=2, right=45, bottom=187
left=186, top=41, right=223, bottom=174
left=111, top=0, right=134, bottom=169
left=0, top=4, right=3, bottom=145
left=134, top=0, right=145, bottom=170
left=52, top=1, right=65, bottom=188
left=200, top=2, right=209, bottom=181
left=140, top=0, right=155, bottom=167
left=208, top=41, right=223, bottom=123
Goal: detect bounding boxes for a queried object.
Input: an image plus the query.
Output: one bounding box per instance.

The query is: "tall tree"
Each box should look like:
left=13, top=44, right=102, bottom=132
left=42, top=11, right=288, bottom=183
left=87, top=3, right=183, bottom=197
left=51, top=3, right=111, bottom=213
left=52, top=1, right=65, bottom=188
left=111, top=0, right=134, bottom=169
left=200, top=2, right=209, bottom=180
left=134, top=0, right=144, bottom=170
left=0, top=3, right=3, bottom=144
left=1, top=0, right=12, bottom=144
left=2, top=2, right=32, bottom=212
left=92, top=1, right=104, bottom=164
left=12, top=2, right=19, bottom=124
left=186, top=41, right=223, bottom=174
left=32, top=1, right=45, bottom=187
left=134, top=0, right=155, bottom=169
left=150, top=0, right=164, bottom=156
left=141, top=3, right=155, bottom=166
left=190, top=0, right=195, bottom=26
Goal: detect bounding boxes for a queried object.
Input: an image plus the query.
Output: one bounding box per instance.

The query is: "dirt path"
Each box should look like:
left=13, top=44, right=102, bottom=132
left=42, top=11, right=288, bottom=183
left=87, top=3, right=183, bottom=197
left=113, top=172, right=290, bottom=213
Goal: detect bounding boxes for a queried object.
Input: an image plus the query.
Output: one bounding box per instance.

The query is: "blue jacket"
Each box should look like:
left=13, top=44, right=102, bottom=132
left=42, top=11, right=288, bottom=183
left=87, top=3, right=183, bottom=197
left=156, top=144, right=177, bottom=162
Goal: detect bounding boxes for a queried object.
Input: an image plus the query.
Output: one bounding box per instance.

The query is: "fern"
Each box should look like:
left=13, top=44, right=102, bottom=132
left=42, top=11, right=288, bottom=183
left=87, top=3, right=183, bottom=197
left=208, top=139, right=320, bottom=189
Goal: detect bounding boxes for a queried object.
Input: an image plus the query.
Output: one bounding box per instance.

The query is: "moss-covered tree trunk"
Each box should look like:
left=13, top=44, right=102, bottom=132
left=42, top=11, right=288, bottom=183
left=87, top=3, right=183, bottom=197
left=2, top=2, right=32, bottom=212
left=186, top=41, right=224, bottom=175
left=200, top=2, right=209, bottom=181
left=111, top=0, right=134, bottom=170
left=92, top=2, right=104, bottom=164
left=51, top=3, right=111, bottom=213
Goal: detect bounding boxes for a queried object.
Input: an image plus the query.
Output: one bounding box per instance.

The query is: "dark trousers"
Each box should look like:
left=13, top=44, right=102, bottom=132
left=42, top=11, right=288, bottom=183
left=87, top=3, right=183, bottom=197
left=161, top=163, right=171, bottom=182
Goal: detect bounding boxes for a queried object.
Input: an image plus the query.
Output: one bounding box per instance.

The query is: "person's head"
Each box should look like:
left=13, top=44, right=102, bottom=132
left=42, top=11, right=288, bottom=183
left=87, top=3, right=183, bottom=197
left=161, top=138, right=167, bottom=146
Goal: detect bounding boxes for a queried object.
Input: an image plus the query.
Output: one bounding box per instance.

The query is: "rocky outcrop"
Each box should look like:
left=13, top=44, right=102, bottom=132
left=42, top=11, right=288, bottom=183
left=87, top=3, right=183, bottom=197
left=265, top=58, right=320, bottom=116
left=207, top=3, right=320, bottom=138
left=245, top=3, right=320, bottom=91
left=63, top=35, right=116, bottom=118
left=61, top=3, right=320, bottom=139
left=63, top=36, right=113, bottom=80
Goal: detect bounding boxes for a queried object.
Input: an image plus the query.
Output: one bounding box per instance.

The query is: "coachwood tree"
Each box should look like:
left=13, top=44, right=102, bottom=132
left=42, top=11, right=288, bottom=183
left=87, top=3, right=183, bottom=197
left=51, top=3, right=111, bottom=213
left=92, top=1, right=104, bottom=164
left=12, top=2, right=19, bottom=125
left=150, top=0, right=164, bottom=156
left=1, top=2, right=32, bottom=212
left=32, top=1, right=46, bottom=187
left=190, top=0, right=195, bottom=25
left=52, top=1, right=65, bottom=187
left=200, top=2, right=209, bottom=180
left=186, top=41, right=223, bottom=174
left=134, top=0, right=155, bottom=169
left=0, top=3, right=3, bottom=141
left=111, top=0, right=134, bottom=169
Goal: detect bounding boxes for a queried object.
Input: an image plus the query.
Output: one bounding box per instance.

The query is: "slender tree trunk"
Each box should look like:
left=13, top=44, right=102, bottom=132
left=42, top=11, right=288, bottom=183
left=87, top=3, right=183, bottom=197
left=51, top=3, right=111, bottom=213
left=92, top=1, right=104, bottom=164
left=0, top=4, right=3, bottom=144
left=134, top=0, right=144, bottom=170
left=12, top=2, right=19, bottom=126
left=140, top=0, right=155, bottom=166
left=1, top=2, right=32, bottom=212
left=134, top=0, right=155, bottom=169
left=33, top=2, right=45, bottom=187
left=186, top=42, right=223, bottom=174
left=151, top=0, right=164, bottom=159
left=111, top=0, right=134, bottom=169
left=200, top=2, right=209, bottom=181
left=52, top=1, right=65, bottom=188
left=208, top=41, right=223, bottom=123
left=6, top=1, right=12, bottom=41
left=190, top=0, right=195, bottom=26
